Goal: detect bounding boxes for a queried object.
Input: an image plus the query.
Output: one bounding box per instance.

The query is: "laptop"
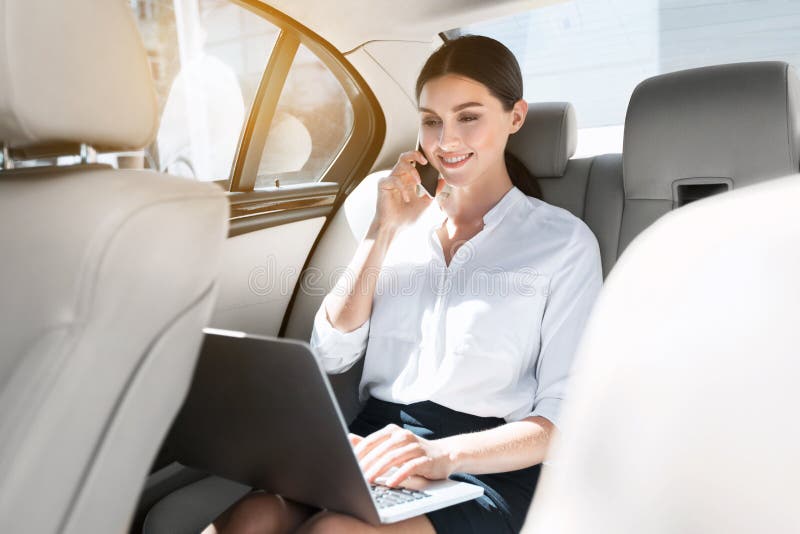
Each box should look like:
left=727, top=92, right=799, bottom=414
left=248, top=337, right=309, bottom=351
left=167, top=328, right=484, bottom=525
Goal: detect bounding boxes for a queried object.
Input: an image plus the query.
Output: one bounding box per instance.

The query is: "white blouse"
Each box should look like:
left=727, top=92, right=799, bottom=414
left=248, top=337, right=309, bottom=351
left=310, top=185, right=602, bottom=426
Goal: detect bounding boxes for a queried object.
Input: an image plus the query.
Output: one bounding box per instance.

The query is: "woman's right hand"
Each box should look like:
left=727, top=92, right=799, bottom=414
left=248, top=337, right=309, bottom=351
left=373, top=150, right=434, bottom=231
left=348, top=432, right=432, bottom=490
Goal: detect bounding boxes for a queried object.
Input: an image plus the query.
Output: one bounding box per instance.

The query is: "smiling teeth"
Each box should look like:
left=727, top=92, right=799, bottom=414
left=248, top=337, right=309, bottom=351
left=443, top=154, right=470, bottom=163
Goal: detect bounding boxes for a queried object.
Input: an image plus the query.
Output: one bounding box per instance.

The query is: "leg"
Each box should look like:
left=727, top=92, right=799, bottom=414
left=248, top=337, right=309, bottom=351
left=298, top=510, right=437, bottom=534
left=201, top=490, right=318, bottom=534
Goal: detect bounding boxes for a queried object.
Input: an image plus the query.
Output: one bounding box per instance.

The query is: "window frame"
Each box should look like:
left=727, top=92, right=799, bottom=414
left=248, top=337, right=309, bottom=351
left=225, top=0, right=386, bottom=197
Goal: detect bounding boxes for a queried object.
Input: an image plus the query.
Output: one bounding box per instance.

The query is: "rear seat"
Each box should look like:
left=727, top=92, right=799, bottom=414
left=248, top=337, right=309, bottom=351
left=507, top=106, right=628, bottom=279
left=541, top=61, right=800, bottom=281
left=142, top=61, right=800, bottom=533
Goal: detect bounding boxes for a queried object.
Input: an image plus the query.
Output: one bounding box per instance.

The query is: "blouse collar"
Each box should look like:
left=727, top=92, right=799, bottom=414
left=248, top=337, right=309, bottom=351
left=427, top=184, right=525, bottom=232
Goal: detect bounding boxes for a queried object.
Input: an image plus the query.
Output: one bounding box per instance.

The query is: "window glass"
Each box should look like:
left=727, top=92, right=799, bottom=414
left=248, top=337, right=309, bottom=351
left=131, top=0, right=280, bottom=180
left=254, top=43, right=355, bottom=189
left=451, top=0, right=800, bottom=156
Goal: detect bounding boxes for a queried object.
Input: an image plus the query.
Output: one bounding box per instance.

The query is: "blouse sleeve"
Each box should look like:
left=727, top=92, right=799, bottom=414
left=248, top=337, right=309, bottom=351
left=309, top=297, right=371, bottom=374
left=528, top=222, right=603, bottom=428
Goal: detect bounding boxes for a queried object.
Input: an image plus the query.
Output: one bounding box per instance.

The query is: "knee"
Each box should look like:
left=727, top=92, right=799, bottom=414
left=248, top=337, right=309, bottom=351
left=217, top=492, right=289, bottom=534
left=299, top=511, right=364, bottom=534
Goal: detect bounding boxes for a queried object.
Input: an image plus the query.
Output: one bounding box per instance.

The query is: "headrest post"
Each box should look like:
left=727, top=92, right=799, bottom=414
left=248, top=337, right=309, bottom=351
left=1, top=144, right=14, bottom=170
left=80, top=144, right=97, bottom=165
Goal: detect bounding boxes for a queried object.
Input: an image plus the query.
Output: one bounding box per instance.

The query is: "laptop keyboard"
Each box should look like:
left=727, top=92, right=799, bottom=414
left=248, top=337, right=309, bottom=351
left=370, top=484, right=432, bottom=509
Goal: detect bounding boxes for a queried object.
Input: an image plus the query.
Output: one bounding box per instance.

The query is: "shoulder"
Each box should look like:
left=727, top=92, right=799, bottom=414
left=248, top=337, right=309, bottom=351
left=517, top=197, right=603, bottom=299
left=518, top=194, right=599, bottom=255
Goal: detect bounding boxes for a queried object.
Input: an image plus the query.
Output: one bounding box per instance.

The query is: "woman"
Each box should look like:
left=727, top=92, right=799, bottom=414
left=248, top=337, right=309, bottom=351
left=205, top=34, right=602, bottom=533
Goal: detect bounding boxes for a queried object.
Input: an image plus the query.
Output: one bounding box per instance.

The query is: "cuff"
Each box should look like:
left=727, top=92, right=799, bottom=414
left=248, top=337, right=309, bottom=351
left=309, top=301, right=370, bottom=373
left=529, top=397, right=562, bottom=429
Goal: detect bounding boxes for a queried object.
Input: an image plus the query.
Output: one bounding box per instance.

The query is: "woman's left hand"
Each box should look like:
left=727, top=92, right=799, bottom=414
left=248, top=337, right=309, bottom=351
left=349, top=425, right=457, bottom=487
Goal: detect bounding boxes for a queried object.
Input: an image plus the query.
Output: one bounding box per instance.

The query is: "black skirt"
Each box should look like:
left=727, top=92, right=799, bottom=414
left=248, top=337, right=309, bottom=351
left=348, top=397, right=541, bottom=534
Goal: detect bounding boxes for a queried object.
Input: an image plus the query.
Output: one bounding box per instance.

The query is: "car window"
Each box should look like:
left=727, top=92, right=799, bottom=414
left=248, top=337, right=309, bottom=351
left=449, top=0, right=800, bottom=157
left=253, top=43, right=355, bottom=190
left=131, top=0, right=280, bottom=182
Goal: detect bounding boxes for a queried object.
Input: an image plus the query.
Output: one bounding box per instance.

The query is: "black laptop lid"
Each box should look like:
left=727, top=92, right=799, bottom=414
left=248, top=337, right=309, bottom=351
left=166, top=330, right=380, bottom=524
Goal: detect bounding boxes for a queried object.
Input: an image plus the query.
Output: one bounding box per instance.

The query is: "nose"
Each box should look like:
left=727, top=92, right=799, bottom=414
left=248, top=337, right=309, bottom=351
left=437, top=121, right=461, bottom=150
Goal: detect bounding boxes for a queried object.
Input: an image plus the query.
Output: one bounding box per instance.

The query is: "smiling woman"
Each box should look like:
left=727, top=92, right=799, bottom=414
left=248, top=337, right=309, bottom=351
left=203, top=34, right=602, bottom=534
left=416, top=36, right=542, bottom=201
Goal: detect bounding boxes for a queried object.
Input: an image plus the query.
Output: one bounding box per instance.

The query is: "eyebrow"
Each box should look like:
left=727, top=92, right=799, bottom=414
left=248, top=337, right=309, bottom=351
left=418, top=102, right=484, bottom=114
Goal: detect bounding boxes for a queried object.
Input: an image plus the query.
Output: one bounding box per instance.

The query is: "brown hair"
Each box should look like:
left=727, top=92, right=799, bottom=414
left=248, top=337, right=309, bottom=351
left=415, top=34, right=542, bottom=199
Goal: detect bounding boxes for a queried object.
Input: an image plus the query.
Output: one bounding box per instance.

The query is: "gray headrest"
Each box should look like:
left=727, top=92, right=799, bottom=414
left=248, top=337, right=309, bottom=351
left=507, top=102, right=577, bottom=178
left=624, top=61, right=800, bottom=200
left=0, top=0, right=159, bottom=157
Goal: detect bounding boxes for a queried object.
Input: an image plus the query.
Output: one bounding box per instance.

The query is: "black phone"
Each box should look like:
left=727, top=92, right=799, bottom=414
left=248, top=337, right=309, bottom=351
left=414, top=140, right=440, bottom=198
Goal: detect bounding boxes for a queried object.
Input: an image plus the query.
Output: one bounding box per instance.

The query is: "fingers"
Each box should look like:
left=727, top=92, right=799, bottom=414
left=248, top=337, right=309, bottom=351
left=387, top=456, right=432, bottom=488
left=364, top=442, right=424, bottom=483
left=389, top=151, right=428, bottom=203
left=380, top=174, right=417, bottom=204
left=354, top=424, right=438, bottom=489
left=397, top=170, right=421, bottom=203
left=360, top=428, right=417, bottom=472
left=348, top=433, right=363, bottom=447
left=401, top=150, right=428, bottom=167
left=353, top=424, right=398, bottom=461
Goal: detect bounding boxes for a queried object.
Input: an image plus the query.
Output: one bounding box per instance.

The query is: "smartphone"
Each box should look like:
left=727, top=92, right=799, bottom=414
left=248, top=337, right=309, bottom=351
left=414, top=139, right=440, bottom=198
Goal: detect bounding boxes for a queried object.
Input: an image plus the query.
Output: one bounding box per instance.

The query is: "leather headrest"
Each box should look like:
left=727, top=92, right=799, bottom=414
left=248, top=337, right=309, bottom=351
left=623, top=61, right=800, bottom=200
left=506, top=101, right=577, bottom=177
left=0, top=0, right=158, bottom=157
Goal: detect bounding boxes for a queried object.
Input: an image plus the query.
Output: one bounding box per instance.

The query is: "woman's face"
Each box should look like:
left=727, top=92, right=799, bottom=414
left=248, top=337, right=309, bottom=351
left=418, top=73, right=526, bottom=190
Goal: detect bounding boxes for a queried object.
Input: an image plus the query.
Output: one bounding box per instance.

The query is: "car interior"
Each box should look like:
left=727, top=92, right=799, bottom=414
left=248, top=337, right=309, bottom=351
left=1, top=0, right=799, bottom=533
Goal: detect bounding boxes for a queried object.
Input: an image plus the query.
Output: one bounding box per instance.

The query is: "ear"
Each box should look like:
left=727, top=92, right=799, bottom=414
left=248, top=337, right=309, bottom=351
left=509, top=99, right=528, bottom=134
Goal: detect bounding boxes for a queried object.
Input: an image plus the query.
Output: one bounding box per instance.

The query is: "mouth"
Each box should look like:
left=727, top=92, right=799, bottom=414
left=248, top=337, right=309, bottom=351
left=438, top=152, right=473, bottom=169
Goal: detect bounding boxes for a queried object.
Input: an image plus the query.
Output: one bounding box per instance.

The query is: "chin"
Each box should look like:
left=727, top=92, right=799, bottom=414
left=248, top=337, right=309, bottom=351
left=439, top=173, right=475, bottom=189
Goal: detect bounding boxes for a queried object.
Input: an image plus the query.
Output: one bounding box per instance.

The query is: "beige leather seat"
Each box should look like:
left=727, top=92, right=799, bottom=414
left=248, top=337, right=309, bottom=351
left=523, top=172, right=800, bottom=533
left=0, top=1, right=229, bottom=532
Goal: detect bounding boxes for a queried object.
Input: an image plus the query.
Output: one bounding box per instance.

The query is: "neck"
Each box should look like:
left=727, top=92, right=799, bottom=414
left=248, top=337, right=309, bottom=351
left=438, top=165, right=514, bottom=229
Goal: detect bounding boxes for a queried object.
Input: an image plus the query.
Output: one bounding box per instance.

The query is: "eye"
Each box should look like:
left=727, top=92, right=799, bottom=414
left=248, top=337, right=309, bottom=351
left=460, top=115, right=479, bottom=122
left=422, top=118, right=441, bottom=127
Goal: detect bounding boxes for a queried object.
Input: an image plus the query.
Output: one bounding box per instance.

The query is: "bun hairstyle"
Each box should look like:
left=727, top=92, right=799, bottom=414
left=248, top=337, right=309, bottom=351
left=415, top=34, right=542, bottom=200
